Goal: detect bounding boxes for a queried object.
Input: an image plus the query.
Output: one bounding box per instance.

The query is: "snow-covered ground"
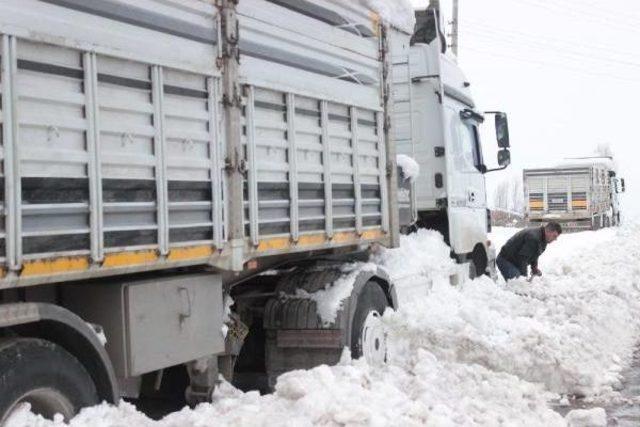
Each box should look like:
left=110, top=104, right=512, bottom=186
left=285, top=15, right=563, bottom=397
left=10, top=224, right=640, bottom=426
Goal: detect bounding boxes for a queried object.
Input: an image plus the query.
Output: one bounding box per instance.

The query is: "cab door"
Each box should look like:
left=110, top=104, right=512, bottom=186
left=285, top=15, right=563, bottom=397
left=443, top=99, right=488, bottom=256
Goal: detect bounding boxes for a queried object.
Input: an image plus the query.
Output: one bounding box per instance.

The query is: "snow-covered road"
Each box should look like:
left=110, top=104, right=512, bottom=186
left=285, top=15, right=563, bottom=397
left=10, top=224, right=640, bottom=426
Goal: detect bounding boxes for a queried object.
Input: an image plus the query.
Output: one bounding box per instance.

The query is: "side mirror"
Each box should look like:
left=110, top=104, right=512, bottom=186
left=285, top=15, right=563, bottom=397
left=495, top=112, right=510, bottom=148
left=497, top=148, right=511, bottom=167
left=621, top=178, right=626, bottom=192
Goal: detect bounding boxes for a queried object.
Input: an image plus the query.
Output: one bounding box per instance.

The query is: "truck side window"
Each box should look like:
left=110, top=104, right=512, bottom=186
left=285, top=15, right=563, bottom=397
left=448, top=108, right=483, bottom=174
left=453, top=120, right=477, bottom=173
left=459, top=122, right=484, bottom=173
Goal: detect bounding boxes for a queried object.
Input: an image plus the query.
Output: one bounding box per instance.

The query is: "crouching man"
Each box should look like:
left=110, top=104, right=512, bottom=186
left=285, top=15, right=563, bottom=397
left=496, top=221, right=562, bottom=281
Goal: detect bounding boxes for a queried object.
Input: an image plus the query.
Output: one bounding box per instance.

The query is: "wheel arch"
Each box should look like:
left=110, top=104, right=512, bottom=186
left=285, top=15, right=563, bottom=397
left=0, top=303, right=118, bottom=404
left=353, top=267, right=397, bottom=310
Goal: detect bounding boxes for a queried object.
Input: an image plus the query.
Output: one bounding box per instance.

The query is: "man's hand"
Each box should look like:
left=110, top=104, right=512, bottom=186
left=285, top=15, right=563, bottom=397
left=531, top=266, right=542, bottom=277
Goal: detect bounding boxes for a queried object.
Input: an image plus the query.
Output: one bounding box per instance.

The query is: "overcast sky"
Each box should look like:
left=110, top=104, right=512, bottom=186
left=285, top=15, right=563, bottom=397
left=410, top=0, right=640, bottom=216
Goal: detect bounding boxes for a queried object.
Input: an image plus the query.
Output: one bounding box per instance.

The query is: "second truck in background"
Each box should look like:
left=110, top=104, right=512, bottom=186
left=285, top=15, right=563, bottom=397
left=523, top=157, right=625, bottom=231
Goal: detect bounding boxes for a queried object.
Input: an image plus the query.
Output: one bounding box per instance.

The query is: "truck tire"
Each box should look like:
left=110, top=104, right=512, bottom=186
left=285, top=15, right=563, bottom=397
left=0, top=338, right=99, bottom=423
left=468, top=262, right=478, bottom=280
left=350, top=282, right=389, bottom=364
left=264, top=276, right=392, bottom=388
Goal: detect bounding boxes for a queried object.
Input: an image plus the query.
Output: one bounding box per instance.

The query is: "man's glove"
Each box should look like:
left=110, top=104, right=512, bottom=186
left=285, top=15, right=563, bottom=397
left=531, top=267, right=542, bottom=277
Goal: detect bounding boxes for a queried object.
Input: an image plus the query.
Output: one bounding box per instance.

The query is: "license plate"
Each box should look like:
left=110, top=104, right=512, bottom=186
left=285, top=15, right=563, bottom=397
left=551, top=198, right=564, bottom=203
left=566, top=221, right=578, bottom=228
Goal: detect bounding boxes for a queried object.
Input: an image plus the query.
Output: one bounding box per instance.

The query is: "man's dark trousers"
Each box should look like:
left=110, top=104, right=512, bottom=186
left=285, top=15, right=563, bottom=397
left=496, top=255, right=521, bottom=281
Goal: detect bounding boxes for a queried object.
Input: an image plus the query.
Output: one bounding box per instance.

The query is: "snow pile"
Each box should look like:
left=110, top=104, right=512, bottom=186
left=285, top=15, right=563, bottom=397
left=396, top=154, right=420, bottom=182
left=361, top=0, right=415, bottom=33
left=565, top=407, right=607, bottom=427
left=11, top=224, right=640, bottom=426
left=372, top=228, right=455, bottom=305
left=385, top=225, right=640, bottom=398
left=296, top=263, right=377, bottom=326
left=9, top=352, right=564, bottom=427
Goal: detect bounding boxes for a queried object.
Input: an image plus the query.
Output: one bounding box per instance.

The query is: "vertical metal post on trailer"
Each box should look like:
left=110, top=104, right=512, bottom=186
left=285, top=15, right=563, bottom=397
left=151, top=66, right=169, bottom=256
left=379, top=25, right=399, bottom=247
left=220, top=0, right=245, bottom=269
left=207, top=77, right=224, bottom=249
left=84, top=52, right=104, bottom=263
left=350, top=106, right=363, bottom=235
left=286, top=93, right=299, bottom=242
left=2, top=35, right=21, bottom=271
left=321, top=100, right=333, bottom=239
left=245, top=86, right=259, bottom=247
left=376, top=112, right=389, bottom=233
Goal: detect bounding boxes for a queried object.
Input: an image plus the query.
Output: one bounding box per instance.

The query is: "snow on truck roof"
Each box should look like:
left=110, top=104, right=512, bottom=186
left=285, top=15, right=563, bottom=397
left=556, top=157, right=617, bottom=170
left=524, top=157, right=617, bottom=174
left=361, top=0, right=415, bottom=33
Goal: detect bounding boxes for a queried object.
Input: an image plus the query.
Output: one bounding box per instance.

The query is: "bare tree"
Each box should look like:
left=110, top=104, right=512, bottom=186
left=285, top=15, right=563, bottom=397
left=493, top=175, right=524, bottom=214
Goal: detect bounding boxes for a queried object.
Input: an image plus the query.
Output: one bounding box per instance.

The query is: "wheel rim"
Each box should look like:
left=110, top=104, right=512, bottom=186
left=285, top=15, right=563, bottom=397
left=360, top=310, right=387, bottom=365
left=4, top=388, right=75, bottom=422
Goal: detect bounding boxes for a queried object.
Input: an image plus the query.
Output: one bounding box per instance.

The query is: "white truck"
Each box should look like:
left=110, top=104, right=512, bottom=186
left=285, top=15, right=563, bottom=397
left=523, top=157, right=625, bottom=231
left=0, top=1, right=510, bottom=422
left=395, top=8, right=512, bottom=278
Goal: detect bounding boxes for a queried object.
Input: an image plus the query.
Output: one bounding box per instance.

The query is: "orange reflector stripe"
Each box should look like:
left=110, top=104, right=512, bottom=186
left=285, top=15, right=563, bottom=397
left=22, top=256, right=90, bottom=277
left=168, top=245, right=214, bottom=261
left=103, top=250, right=158, bottom=268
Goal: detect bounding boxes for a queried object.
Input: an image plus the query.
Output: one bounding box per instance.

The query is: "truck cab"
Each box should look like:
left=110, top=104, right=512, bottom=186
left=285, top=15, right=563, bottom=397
left=395, top=8, right=511, bottom=278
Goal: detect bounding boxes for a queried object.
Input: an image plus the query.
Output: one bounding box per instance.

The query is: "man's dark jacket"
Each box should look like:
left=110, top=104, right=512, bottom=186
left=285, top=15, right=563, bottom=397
left=498, top=226, right=547, bottom=276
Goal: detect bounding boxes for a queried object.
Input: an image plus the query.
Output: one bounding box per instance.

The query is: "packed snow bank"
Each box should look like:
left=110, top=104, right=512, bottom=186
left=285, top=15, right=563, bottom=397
left=380, top=225, right=640, bottom=399
left=565, top=407, right=607, bottom=427
left=396, top=154, right=420, bottom=182
left=9, top=352, right=564, bottom=427
left=12, top=224, right=640, bottom=426
left=372, top=228, right=454, bottom=305
left=361, top=0, right=415, bottom=33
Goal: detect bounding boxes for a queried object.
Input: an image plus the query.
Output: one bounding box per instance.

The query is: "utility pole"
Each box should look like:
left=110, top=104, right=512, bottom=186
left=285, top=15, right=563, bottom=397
left=450, top=0, right=459, bottom=57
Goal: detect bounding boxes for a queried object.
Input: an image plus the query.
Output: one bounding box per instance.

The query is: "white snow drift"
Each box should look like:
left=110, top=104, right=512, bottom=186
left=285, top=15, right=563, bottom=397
left=10, top=223, right=640, bottom=426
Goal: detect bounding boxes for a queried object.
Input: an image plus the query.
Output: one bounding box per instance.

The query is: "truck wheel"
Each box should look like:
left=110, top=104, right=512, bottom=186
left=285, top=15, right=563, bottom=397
left=350, top=282, right=389, bottom=365
left=0, top=338, right=99, bottom=423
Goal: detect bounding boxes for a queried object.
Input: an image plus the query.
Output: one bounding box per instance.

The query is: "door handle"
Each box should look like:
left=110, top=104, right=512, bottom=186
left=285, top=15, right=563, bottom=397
left=468, top=191, right=476, bottom=203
